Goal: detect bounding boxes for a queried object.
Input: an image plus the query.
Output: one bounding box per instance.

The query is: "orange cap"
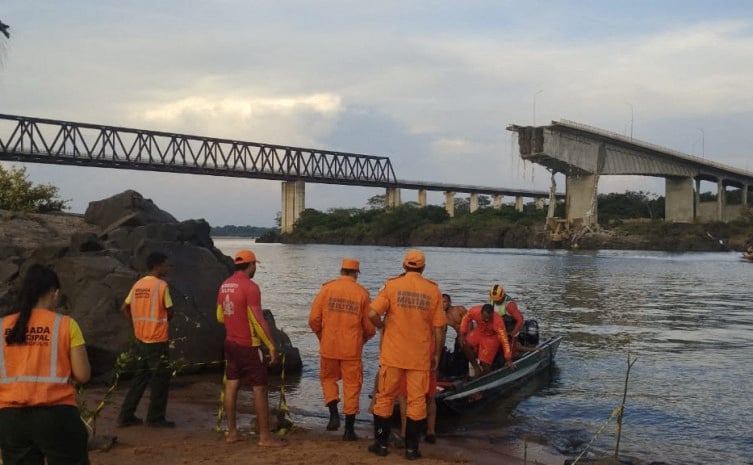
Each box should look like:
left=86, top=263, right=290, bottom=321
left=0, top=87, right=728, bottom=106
left=234, top=250, right=259, bottom=265
left=403, top=249, right=425, bottom=268
left=341, top=258, right=360, bottom=271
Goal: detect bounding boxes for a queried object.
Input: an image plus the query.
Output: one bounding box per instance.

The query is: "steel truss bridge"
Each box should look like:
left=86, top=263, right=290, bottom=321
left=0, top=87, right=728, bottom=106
left=0, top=113, right=559, bottom=199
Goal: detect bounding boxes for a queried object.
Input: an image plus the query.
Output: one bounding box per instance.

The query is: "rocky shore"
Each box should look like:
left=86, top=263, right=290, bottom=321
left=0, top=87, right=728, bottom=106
left=0, top=190, right=301, bottom=378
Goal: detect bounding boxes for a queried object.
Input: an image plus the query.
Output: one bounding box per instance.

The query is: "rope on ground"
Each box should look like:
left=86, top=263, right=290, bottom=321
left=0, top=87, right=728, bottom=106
left=275, top=352, right=294, bottom=436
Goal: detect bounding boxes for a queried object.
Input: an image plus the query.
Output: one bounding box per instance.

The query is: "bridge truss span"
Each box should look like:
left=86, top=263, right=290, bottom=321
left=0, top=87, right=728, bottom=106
left=0, top=114, right=398, bottom=185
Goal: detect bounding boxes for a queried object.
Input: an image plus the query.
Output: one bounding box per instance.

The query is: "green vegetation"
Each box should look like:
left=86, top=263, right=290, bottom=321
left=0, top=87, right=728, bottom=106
left=210, top=224, right=279, bottom=237
left=0, top=164, right=69, bottom=212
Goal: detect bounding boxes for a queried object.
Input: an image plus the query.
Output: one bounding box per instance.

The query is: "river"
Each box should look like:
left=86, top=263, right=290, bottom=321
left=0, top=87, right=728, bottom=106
left=212, top=238, right=753, bottom=465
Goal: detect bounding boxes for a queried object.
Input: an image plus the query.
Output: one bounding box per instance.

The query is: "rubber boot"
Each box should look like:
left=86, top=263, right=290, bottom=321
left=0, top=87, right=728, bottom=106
left=404, top=418, right=422, bottom=460
left=367, top=415, right=390, bottom=456
left=326, top=400, right=340, bottom=431
left=342, top=414, right=359, bottom=441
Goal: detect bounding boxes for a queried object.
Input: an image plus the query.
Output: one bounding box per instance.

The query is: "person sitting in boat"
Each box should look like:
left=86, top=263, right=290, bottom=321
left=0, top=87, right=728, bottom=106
left=459, top=304, right=516, bottom=377
left=489, top=284, right=524, bottom=340
left=442, top=293, right=467, bottom=350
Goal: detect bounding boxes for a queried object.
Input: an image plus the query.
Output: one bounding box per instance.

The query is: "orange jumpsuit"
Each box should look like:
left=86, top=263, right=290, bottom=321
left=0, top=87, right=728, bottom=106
left=309, top=275, right=375, bottom=415
left=371, top=272, right=446, bottom=421
left=461, top=305, right=512, bottom=365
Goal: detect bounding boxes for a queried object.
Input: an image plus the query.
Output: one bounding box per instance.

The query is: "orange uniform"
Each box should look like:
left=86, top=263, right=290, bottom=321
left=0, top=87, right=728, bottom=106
left=125, top=275, right=173, bottom=343
left=371, top=271, right=446, bottom=421
left=309, top=274, right=374, bottom=415
left=0, top=309, right=84, bottom=408
left=461, top=305, right=512, bottom=365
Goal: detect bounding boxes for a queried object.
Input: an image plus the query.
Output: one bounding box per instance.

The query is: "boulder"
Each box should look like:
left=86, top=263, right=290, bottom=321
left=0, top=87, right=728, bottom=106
left=84, top=190, right=177, bottom=230
left=0, top=190, right=303, bottom=378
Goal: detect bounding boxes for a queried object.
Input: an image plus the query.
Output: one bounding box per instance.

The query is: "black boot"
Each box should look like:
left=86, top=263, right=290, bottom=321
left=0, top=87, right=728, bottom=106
left=367, top=415, right=390, bottom=456
left=404, top=418, right=422, bottom=460
left=326, top=400, right=340, bottom=431
left=342, top=414, right=359, bottom=441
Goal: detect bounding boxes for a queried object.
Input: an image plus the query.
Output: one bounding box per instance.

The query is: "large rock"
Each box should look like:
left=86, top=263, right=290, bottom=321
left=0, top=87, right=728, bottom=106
left=84, top=190, right=177, bottom=230
left=0, top=191, right=302, bottom=378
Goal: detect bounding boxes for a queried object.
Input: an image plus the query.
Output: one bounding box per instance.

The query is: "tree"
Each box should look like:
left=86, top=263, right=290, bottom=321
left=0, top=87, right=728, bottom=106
left=366, top=194, right=386, bottom=210
left=0, top=164, right=69, bottom=212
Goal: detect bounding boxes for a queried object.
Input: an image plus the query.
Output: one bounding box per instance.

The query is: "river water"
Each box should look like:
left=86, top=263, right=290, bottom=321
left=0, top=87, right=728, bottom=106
left=212, top=238, right=753, bottom=465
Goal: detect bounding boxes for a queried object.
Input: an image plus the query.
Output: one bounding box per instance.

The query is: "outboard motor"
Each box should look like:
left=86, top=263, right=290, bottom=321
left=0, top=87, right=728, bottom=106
left=518, top=319, right=539, bottom=346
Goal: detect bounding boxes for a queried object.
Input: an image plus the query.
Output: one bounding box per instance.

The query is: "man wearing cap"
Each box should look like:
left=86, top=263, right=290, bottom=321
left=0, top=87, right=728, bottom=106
left=309, top=258, right=375, bottom=441
left=216, top=250, right=283, bottom=447
left=489, top=284, right=524, bottom=338
left=367, top=249, right=446, bottom=460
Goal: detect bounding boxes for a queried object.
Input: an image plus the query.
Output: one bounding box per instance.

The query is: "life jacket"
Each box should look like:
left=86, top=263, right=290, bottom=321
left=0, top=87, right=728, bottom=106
left=0, top=309, right=77, bottom=407
left=130, top=276, right=169, bottom=343
left=491, top=295, right=516, bottom=333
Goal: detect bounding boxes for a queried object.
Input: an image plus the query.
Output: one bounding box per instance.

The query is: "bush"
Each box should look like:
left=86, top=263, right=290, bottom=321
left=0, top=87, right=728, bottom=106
left=0, top=165, right=69, bottom=212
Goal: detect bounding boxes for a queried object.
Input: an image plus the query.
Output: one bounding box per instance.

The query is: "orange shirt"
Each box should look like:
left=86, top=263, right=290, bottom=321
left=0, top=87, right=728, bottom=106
left=309, top=275, right=375, bottom=360
left=125, top=275, right=172, bottom=343
left=216, top=271, right=275, bottom=351
left=370, top=271, right=447, bottom=370
left=0, top=308, right=81, bottom=408
left=460, top=305, right=512, bottom=361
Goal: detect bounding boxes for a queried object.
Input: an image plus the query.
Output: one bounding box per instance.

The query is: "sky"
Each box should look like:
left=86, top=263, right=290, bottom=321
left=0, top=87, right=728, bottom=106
left=2, top=1, right=753, bottom=227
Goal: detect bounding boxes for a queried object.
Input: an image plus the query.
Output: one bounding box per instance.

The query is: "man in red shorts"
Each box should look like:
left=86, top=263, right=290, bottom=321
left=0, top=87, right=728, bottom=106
left=459, top=304, right=516, bottom=377
left=216, top=250, right=284, bottom=447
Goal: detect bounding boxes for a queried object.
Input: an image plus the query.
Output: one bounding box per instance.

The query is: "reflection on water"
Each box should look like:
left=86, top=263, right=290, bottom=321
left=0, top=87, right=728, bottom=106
left=212, top=239, right=753, bottom=465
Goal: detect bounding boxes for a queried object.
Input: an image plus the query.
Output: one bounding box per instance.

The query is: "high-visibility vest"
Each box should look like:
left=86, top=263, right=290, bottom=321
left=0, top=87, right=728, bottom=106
left=129, top=276, right=170, bottom=343
left=0, top=309, right=77, bottom=407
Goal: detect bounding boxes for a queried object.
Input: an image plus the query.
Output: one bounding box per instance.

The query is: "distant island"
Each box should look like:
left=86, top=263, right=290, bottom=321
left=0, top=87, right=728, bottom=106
left=210, top=224, right=279, bottom=239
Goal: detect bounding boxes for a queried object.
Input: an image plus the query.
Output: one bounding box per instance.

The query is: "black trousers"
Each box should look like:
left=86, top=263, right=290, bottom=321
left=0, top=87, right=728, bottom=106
left=0, top=404, right=89, bottom=465
left=118, top=340, right=171, bottom=423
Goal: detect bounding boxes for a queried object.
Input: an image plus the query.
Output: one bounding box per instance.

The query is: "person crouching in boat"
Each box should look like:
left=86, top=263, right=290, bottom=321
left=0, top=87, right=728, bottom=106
left=489, top=284, right=524, bottom=342
left=459, top=304, right=516, bottom=377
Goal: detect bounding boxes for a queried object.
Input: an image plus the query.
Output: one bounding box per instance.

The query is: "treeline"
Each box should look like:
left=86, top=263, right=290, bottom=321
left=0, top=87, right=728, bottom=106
left=211, top=225, right=279, bottom=237
left=280, top=191, right=753, bottom=249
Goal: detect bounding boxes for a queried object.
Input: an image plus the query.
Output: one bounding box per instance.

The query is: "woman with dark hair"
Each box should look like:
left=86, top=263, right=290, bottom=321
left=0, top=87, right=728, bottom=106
left=0, top=264, right=91, bottom=465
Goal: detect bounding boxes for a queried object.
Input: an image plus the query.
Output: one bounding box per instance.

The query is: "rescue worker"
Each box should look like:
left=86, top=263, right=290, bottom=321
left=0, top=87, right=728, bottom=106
left=489, top=284, right=524, bottom=338
left=0, top=264, right=91, bottom=465
left=118, top=251, right=175, bottom=428
left=309, top=258, right=375, bottom=441
left=368, top=249, right=446, bottom=460
left=217, top=250, right=284, bottom=447
left=459, top=304, right=516, bottom=377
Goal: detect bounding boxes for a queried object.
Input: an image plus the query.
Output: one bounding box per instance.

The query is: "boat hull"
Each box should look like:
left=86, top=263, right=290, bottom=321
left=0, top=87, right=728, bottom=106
left=435, top=336, right=562, bottom=415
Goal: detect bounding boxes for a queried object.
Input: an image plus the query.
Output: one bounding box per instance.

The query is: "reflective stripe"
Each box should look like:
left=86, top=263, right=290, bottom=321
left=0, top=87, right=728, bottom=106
left=132, top=281, right=168, bottom=324
left=0, top=313, right=69, bottom=385
left=0, top=317, right=6, bottom=379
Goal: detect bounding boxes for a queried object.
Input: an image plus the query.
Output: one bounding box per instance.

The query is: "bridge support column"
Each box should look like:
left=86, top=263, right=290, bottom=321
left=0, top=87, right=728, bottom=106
left=535, top=198, right=545, bottom=210
left=744, top=185, right=749, bottom=206
left=717, top=179, right=725, bottom=221
left=281, top=180, right=305, bottom=234
left=514, top=196, right=524, bottom=212
left=385, top=187, right=401, bottom=208
left=469, top=193, right=479, bottom=213
left=444, top=191, right=455, bottom=217
left=566, top=174, right=598, bottom=226
left=492, top=194, right=503, bottom=210
left=665, top=176, right=695, bottom=222
left=418, top=189, right=427, bottom=207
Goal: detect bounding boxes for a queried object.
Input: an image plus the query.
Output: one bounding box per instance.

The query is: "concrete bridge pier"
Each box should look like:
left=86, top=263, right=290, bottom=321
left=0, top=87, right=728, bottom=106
left=566, top=173, right=598, bottom=225
left=418, top=189, right=427, bottom=207
left=514, top=196, right=524, bottom=212
left=444, top=191, right=455, bottom=217
left=281, top=180, right=305, bottom=234
left=385, top=187, right=401, bottom=208
left=744, top=185, right=749, bottom=206
left=665, top=176, right=695, bottom=222
left=492, top=194, right=503, bottom=210
left=470, top=193, right=479, bottom=213
left=717, top=179, right=725, bottom=221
